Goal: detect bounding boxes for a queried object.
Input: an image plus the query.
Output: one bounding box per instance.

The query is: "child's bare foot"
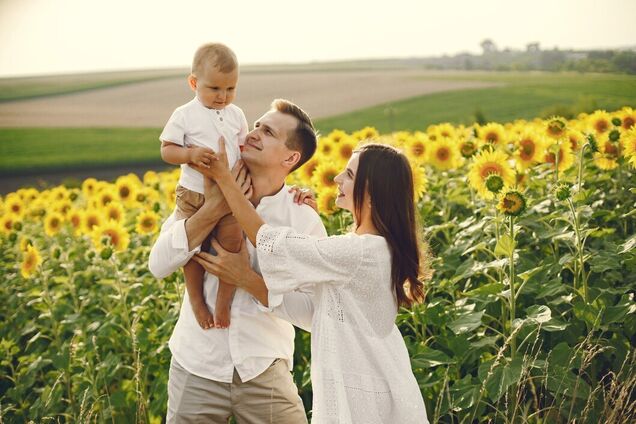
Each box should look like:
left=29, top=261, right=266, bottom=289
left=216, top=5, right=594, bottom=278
left=191, top=300, right=215, bottom=329
left=214, top=304, right=231, bottom=329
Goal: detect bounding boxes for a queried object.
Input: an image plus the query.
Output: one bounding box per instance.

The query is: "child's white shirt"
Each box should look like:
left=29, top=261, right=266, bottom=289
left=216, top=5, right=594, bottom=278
left=160, top=97, right=248, bottom=194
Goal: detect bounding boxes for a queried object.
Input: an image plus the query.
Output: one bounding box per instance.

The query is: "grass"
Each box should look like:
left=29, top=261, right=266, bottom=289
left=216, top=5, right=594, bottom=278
left=314, top=72, right=636, bottom=134
left=1, top=71, right=635, bottom=173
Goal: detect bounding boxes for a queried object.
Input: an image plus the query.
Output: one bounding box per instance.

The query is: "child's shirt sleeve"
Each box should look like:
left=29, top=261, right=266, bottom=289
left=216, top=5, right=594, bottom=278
left=159, top=109, right=186, bottom=146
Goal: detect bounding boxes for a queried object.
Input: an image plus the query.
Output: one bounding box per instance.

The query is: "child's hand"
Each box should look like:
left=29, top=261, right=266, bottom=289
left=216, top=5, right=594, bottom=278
left=188, top=147, right=217, bottom=168
left=288, top=186, right=317, bottom=212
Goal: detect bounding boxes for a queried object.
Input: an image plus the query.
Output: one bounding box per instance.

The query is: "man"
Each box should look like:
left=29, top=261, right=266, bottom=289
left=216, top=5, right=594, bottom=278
left=149, top=99, right=326, bottom=423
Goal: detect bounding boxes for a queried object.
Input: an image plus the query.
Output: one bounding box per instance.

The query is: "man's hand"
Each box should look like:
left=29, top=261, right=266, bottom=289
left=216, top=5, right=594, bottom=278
left=288, top=186, right=317, bottom=212
left=188, top=146, right=217, bottom=168
left=192, top=159, right=253, bottom=203
left=193, top=239, right=252, bottom=289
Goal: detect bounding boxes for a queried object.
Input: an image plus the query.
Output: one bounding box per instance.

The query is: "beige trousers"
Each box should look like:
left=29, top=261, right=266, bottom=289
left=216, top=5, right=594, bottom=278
left=166, top=357, right=308, bottom=424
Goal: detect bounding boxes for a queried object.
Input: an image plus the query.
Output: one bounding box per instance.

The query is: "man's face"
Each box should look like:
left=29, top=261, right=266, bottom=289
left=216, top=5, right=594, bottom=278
left=241, top=110, right=299, bottom=169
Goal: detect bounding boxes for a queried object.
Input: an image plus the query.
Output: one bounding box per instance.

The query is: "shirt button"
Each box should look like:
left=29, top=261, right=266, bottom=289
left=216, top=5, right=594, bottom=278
left=220, top=118, right=223, bottom=121
left=216, top=110, right=220, bottom=114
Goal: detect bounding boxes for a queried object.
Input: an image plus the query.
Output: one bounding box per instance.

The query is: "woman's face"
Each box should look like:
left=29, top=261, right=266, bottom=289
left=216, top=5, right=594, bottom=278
left=334, top=152, right=359, bottom=213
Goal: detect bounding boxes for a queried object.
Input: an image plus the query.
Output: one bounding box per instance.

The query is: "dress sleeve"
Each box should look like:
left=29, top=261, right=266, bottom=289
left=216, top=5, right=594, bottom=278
left=256, top=224, right=363, bottom=295
left=159, top=109, right=186, bottom=146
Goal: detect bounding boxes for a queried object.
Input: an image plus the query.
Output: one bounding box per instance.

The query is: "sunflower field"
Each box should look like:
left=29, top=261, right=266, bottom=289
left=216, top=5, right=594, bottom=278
left=1, top=107, right=636, bottom=423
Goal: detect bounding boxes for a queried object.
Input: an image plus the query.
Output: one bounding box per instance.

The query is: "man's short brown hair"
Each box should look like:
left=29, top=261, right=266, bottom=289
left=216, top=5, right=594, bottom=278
left=192, top=43, right=237, bottom=76
left=271, top=99, right=317, bottom=173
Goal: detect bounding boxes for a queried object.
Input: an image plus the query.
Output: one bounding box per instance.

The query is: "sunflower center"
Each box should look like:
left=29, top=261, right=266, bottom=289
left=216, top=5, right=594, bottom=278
left=595, top=120, right=609, bottom=133
left=485, top=132, right=499, bottom=143
left=436, top=147, right=450, bottom=161
left=104, top=229, right=120, bottom=247
left=605, top=142, right=619, bottom=157
left=623, top=117, right=635, bottom=129
left=88, top=216, right=99, bottom=228
left=339, top=145, right=353, bottom=159
left=11, top=204, right=20, bottom=212
left=71, top=215, right=81, bottom=227
left=50, top=218, right=60, bottom=228
left=4, top=220, right=13, bottom=230
left=321, top=171, right=337, bottom=186
left=520, top=140, right=535, bottom=159
left=411, top=143, right=425, bottom=156
left=119, top=186, right=130, bottom=198
left=142, top=218, right=154, bottom=229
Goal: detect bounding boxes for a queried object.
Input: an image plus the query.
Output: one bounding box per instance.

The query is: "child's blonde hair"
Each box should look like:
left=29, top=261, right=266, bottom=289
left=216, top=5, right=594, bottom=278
left=191, top=43, right=237, bottom=76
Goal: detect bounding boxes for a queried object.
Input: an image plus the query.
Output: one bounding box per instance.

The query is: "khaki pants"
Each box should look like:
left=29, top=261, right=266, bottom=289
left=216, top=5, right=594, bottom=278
left=167, top=357, right=308, bottom=424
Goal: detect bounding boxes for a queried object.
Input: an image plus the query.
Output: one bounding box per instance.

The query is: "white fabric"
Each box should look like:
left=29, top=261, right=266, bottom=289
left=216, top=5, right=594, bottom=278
left=256, top=225, right=429, bottom=424
left=148, top=185, right=327, bottom=383
left=159, top=97, right=248, bottom=193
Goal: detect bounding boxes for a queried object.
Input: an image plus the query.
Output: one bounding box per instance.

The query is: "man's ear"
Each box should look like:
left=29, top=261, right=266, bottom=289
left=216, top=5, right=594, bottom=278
left=187, top=74, right=197, bottom=92
left=282, top=151, right=302, bottom=171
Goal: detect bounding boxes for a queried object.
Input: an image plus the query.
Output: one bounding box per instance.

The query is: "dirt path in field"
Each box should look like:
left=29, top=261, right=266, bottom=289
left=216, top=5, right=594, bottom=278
left=0, top=70, right=499, bottom=127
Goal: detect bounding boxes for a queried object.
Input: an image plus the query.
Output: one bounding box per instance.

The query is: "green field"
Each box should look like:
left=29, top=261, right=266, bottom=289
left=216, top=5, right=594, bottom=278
left=1, top=71, right=635, bottom=173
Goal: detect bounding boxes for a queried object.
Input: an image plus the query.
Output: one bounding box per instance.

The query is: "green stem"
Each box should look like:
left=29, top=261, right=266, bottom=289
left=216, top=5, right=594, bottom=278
left=577, top=144, right=587, bottom=194
left=567, top=198, right=588, bottom=303
left=508, top=216, right=516, bottom=359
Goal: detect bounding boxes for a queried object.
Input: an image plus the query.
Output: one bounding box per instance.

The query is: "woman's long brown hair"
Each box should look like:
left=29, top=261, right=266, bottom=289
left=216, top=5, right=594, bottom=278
left=353, top=143, right=430, bottom=308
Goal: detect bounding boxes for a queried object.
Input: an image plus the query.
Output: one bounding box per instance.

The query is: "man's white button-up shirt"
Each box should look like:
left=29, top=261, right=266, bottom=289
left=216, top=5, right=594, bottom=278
left=148, top=185, right=327, bottom=383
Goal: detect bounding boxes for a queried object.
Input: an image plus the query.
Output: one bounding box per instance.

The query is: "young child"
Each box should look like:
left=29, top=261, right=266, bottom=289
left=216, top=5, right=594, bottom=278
left=160, top=43, right=247, bottom=329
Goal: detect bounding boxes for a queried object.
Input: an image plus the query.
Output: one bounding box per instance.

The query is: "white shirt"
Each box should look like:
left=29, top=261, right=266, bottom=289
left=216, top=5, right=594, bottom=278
left=159, top=97, right=248, bottom=193
left=148, top=185, right=327, bottom=383
left=256, top=225, right=429, bottom=424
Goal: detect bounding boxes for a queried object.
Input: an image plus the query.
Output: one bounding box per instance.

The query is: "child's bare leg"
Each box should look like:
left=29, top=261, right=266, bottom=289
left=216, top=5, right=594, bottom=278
left=184, top=259, right=215, bottom=329
left=213, top=214, right=243, bottom=328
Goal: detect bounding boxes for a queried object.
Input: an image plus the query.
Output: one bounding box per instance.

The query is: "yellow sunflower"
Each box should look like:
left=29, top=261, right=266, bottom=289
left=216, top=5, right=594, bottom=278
left=327, top=129, right=349, bottom=143
left=82, top=178, right=99, bottom=198
left=317, top=187, right=339, bottom=215
left=44, top=212, right=65, bottom=236
left=83, top=209, right=103, bottom=234
left=352, top=126, right=379, bottom=141
left=104, top=202, right=125, bottom=223
left=621, top=127, right=636, bottom=169
left=478, top=123, right=506, bottom=148
left=468, top=149, right=515, bottom=200
left=405, top=135, right=428, bottom=165
left=430, top=123, right=456, bottom=140
left=543, top=140, right=575, bottom=173
left=19, top=236, right=33, bottom=252
left=410, top=164, right=428, bottom=202
left=4, top=193, right=25, bottom=218
left=17, top=188, right=39, bottom=203
left=143, top=171, right=160, bottom=186
left=53, top=199, right=73, bottom=218
left=588, top=110, right=612, bottom=135
left=311, top=163, right=340, bottom=190
left=49, top=186, right=69, bottom=202
left=115, top=175, right=139, bottom=205
left=427, top=138, right=461, bottom=170
left=317, top=136, right=335, bottom=157
left=94, top=187, right=117, bottom=208
left=91, top=220, right=130, bottom=252
left=619, top=107, right=636, bottom=131
left=544, top=116, right=568, bottom=140
left=296, top=156, right=320, bottom=187
left=67, top=208, right=84, bottom=236
left=136, top=210, right=160, bottom=235
left=0, top=215, right=14, bottom=235
left=497, top=191, right=527, bottom=216
left=334, top=136, right=357, bottom=164
left=21, top=244, right=42, bottom=279
left=593, top=136, right=621, bottom=170
left=513, top=131, right=546, bottom=170
left=567, top=129, right=585, bottom=152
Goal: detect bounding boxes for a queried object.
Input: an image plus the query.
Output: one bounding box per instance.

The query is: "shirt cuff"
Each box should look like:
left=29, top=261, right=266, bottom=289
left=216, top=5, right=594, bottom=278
left=252, top=293, right=284, bottom=312
left=172, top=218, right=201, bottom=256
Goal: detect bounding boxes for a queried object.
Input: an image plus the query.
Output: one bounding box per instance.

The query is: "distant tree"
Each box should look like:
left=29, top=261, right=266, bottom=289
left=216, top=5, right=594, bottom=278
left=526, top=42, right=540, bottom=52
left=480, top=39, right=497, bottom=54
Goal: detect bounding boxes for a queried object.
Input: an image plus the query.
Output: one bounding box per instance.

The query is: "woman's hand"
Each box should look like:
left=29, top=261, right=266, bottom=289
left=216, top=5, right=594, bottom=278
left=192, top=239, right=252, bottom=289
left=288, top=186, right=317, bottom=212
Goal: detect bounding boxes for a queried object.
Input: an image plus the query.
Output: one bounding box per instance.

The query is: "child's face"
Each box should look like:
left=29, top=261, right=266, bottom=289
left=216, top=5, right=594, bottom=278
left=189, top=66, right=238, bottom=110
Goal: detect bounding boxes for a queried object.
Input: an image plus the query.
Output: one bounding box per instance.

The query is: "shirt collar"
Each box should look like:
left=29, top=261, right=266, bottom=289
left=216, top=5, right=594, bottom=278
left=193, top=96, right=225, bottom=114
left=257, top=184, right=289, bottom=208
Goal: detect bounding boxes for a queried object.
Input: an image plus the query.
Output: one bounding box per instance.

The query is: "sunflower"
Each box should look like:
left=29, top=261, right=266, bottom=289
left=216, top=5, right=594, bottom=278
left=543, top=140, right=575, bottom=173
left=136, top=210, right=160, bottom=235
left=0, top=215, right=14, bottom=235
left=427, top=138, right=461, bottom=170
left=311, top=163, right=340, bottom=190
left=4, top=193, right=24, bottom=218
left=619, top=107, right=636, bottom=131
left=83, top=209, right=103, bottom=234
left=19, top=236, right=33, bottom=252
left=513, top=131, right=545, bottom=170
left=352, top=126, right=379, bottom=141
left=405, top=135, right=428, bottom=164
left=317, top=187, right=339, bottom=215
left=478, top=123, right=506, bottom=148
left=115, top=175, right=138, bottom=205
left=20, top=244, right=42, bottom=278
left=104, top=202, right=125, bottom=222
left=296, top=156, right=320, bottom=186
left=317, top=136, right=335, bottom=157
left=49, top=186, right=69, bottom=202
left=567, top=129, right=584, bottom=152
left=458, top=138, right=479, bottom=159
left=67, top=208, right=84, bottom=236
left=430, top=123, right=456, bottom=140
left=53, top=199, right=73, bottom=218
left=44, top=212, right=65, bottom=236
left=17, top=188, right=39, bottom=203
left=468, top=149, right=515, bottom=200
left=334, top=136, right=357, bottom=164
left=588, top=110, right=612, bottom=135
left=143, top=171, right=160, bottom=187
left=327, top=129, right=348, bottom=143
left=91, top=220, right=130, bottom=252
left=545, top=116, right=568, bottom=140
left=497, top=191, right=527, bottom=216
left=593, top=136, right=621, bottom=170
left=622, top=127, right=636, bottom=169
left=82, top=178, right=99, bottom=197
left=95, top=188, right=117, bottom=208
left=410, top=164, right=428, bottom=202
left=134, top=187, right=160, bottom=206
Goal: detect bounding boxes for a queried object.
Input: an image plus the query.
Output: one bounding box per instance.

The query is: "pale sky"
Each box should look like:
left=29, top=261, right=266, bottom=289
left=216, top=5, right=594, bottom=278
left=1, top=0, right=635, bottom=78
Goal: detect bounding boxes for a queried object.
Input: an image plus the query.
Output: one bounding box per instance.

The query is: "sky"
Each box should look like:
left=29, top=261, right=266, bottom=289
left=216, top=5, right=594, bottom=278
left=1, top=0, right=635, bottom=78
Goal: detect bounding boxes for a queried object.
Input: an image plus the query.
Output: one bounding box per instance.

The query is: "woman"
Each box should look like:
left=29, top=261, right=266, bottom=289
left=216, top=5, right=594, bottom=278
left=194, top=141, right=430, bottom=423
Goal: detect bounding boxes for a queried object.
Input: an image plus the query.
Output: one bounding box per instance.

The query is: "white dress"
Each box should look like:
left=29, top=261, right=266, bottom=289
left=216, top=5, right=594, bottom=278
left=256, top=224, right=429, bottom=424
